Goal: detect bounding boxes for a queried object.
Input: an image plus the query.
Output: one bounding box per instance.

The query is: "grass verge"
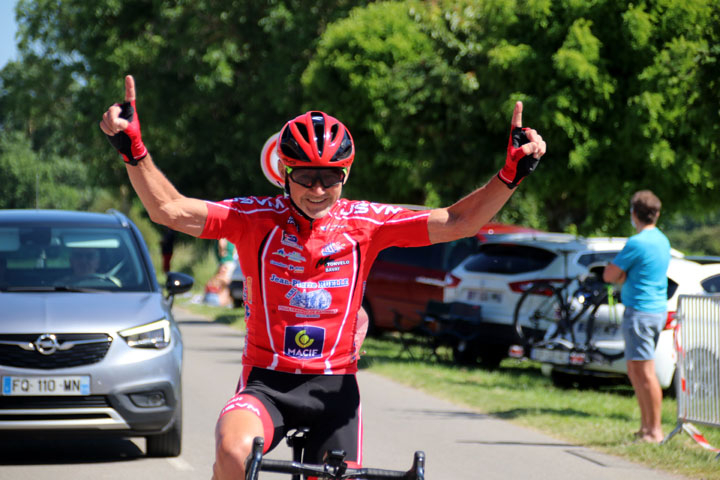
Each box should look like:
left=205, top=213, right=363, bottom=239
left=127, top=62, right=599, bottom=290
left=175, top=299, right=720, bottom=479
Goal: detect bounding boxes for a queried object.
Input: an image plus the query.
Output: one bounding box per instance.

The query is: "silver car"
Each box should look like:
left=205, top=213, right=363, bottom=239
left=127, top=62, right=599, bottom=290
left=0, top=209, right=193, bottom=456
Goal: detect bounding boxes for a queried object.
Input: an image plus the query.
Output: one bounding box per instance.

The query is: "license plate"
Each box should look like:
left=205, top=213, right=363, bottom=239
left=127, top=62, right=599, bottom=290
left=2, top=376, right=90, bottom=396
left=465, top=289, right=503, bottom=304
left=531, top=348, right=569, bottom=365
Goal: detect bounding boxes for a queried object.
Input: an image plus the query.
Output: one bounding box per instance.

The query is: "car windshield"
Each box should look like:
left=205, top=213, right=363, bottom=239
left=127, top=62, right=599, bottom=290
left=0, top=225, right=152, bottom=292
left=463, top=243, right=557, bottom=274
left=576, top=251, right=621, bottom=267
left=377, top=237, right=477, bottom=272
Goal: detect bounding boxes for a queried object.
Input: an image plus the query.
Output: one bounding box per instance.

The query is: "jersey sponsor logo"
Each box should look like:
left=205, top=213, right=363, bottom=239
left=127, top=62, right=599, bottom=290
left=316, top=257, right=350, bottom=272
left=319, top=224, right=346, bottom=232
left=246, top=276, right=252, bottom=305
left=284, top=326, right=325, bottom=358
left=269, top=259, right=305, bottom=273
left=289, top=288, right=332, bottom=310
left=270, top=274, right=292, bottom=286
left=278, top=305, right=338, bottom=315
left=321, top=242, right=346, bottom=256
left=273, top=248, right=306, bottom=263
left=271, top=276, right=346, bottom=290
left=235, top=196, right=287, bottom=211
left=338, top=202, right=403, bottom=217
left=281, top=232, right=303, bottom=251
left=318, top=278, right=349, bottom=288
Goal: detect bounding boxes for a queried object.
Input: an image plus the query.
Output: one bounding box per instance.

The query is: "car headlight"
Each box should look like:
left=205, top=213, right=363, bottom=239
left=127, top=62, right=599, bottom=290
left=119, top=319, right=171, bottom=349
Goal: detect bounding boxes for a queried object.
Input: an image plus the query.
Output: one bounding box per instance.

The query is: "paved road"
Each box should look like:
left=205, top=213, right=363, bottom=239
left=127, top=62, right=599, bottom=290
left=0, top=308, right=689, bottom=479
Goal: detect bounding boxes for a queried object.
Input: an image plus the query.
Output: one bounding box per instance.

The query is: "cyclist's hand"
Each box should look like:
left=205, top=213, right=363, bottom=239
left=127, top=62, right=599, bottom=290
left=99, top=75, right=148, bottom=165
left=497, top=101, right=546, bottom=189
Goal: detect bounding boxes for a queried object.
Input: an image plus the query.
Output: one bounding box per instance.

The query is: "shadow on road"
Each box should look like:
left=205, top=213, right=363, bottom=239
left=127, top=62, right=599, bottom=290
left=0, top=436, right=144, bottom=465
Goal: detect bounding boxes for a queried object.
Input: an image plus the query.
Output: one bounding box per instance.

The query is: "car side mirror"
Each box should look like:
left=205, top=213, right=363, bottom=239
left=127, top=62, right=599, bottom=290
left=165, top=272, right=194, bottom=299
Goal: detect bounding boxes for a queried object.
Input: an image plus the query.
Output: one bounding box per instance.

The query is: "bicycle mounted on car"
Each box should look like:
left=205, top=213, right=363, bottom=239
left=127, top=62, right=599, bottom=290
left=511, top=254, right=624, bottom=367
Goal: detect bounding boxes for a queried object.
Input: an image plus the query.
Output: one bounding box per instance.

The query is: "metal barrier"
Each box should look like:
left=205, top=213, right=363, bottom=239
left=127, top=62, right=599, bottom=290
left=663, top=294, right=720, bottom=458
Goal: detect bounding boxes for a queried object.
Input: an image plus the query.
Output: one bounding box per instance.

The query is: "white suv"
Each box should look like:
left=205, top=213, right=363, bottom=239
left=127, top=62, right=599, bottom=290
left=540, top=256, right=714, bottom=389
left=443, top=232, right=687, bottom=373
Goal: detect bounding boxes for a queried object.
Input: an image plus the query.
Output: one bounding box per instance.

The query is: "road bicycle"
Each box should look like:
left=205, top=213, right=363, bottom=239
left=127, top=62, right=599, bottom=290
left=245, top=428, right=425, bottom=480
left=511, top=252, right=624, bottom=367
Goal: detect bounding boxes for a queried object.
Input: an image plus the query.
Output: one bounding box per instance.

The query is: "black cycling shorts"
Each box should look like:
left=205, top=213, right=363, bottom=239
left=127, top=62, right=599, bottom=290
left=221, top=367, right=362, bottom=466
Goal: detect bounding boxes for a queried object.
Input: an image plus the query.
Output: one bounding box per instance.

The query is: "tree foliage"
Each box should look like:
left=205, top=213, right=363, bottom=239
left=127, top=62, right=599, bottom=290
left=0, top=131, right=95, bottom=209
left=303, top=0, right=720, bottom=234
left=0, top=0, right=718, bottom=237
left=1, top=0, right=370, bottom=202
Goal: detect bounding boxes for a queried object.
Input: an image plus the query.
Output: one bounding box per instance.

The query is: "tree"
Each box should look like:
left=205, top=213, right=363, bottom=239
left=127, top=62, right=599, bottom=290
left=2, top=0, right=718, bottom=235
left=303, top=0, right=720, bottom=234
left=0, top=130, right=95, bottom=209
left=1, top=0, right=371, bottom=202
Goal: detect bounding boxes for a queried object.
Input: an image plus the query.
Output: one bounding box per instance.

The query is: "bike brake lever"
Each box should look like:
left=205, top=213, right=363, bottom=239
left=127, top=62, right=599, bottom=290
left=323, top=449, right=347, bottom=477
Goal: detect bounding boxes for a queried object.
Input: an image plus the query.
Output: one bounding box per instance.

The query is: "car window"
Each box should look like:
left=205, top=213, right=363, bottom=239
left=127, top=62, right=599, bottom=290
left=462, top=244, right=557, bottom=274
left=0, top=226, right=152, bottom=292
left=577, top=251, right=621, bottom=267
left=377, top=237, right=477, bottom=272
left=701, top=275, right=720, bottom=293
left=668, top=278, right=679, bottom=299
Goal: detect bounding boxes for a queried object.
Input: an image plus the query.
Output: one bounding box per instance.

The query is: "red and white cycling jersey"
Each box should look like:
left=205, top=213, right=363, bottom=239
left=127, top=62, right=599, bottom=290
left=201, top=196, right=431, bottom=375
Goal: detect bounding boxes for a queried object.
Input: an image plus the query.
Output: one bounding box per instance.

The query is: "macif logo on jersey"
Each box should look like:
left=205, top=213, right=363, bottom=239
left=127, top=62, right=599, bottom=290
left=284, top=325, right=325, bottom=359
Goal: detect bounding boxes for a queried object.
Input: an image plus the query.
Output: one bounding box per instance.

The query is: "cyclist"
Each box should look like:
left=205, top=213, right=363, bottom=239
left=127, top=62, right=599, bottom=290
left=99, top=75, right=546, bottom=480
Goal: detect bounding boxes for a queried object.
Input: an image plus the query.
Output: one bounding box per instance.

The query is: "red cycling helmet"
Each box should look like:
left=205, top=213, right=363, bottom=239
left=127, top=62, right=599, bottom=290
left=277, top=111, right=355, bottom=168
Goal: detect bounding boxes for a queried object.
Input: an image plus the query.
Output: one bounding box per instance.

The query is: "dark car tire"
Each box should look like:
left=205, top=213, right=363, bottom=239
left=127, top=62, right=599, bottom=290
left=478, top=346, right=506, bottom=370
left=452, top=342, right=478, bottom=366
left=146, top=399, right=182, bottom=457
left=233, top=297, right=244, bottom=309
left=550, top=369, right=577, bottom=389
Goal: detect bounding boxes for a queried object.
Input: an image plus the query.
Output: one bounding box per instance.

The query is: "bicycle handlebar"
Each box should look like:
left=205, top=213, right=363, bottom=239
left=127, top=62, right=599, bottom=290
left=258, top=458, right=423, bottom=479
left=246, top=437, right=425, bottom=480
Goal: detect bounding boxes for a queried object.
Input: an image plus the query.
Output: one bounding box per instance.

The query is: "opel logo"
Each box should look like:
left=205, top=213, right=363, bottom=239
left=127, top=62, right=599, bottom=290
left=34, top=334, right=59, bottom=355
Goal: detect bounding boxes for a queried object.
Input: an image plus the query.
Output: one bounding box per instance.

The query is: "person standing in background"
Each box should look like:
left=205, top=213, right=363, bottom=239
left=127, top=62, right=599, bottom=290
left=160, top=227, right=176, bottom=274
left=215, top=238, right=237, bottom=281
left=603, top=190, right=670, bottom=443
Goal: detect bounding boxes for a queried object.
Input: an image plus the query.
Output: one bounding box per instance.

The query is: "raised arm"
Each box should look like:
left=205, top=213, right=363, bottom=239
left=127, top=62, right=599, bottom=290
left=427, top=101, right=546, bottom=244
left=99, top=75, right=208, bottom=237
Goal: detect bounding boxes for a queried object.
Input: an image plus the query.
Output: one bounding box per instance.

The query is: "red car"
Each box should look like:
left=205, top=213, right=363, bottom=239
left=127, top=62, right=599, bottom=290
left=363, top=222, right=540, bottom=336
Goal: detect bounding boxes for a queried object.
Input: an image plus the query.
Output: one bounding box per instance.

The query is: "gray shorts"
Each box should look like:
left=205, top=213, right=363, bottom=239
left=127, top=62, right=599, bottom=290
left=622, top=306, right=666, bottom=361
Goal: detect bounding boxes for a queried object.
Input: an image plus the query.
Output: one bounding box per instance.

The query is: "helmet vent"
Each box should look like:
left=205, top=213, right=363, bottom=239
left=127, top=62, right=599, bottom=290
left=277, top=110, right=355, bottom=168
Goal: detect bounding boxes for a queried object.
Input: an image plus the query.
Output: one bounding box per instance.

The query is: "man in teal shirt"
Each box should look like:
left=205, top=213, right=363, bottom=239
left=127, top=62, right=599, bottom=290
left=604, top=190, right=670, bottom=443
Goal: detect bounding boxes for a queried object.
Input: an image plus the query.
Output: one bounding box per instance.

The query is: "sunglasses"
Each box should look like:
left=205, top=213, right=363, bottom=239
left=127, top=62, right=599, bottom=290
left=286, top=167, right=346, bottom=189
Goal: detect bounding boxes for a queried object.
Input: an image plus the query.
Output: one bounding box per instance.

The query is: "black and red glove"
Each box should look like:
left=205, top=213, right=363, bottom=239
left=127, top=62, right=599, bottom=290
left=104, top=100, right=148, bottom=165
left=497, top=127, right=540, bottom=189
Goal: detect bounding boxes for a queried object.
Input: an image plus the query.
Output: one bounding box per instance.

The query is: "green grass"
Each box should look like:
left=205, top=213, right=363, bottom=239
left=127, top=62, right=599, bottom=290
left=175, top=301, right=720, bottom=479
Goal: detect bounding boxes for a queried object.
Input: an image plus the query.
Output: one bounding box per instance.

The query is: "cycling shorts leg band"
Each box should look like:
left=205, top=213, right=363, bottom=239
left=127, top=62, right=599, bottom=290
left=219, top=392, right=277, bottom=453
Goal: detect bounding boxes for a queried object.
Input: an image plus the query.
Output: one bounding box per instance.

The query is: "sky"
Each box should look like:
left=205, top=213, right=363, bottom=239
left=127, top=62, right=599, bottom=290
left=0, top=0, right=19, bottom=69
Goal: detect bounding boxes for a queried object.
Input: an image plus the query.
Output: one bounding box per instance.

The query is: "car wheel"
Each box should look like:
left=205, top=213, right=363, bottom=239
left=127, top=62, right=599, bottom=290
left=684, top=347, right=720, bottom=400
left=452, top=342, right=478, bottom=366
left=233, top=297, right=244, bottom=309
left=146, top=399, right=182, bottom=457
left=479, top=346, right=505, bottom=370
left=550, top=369, right=578, bottom=389
left=663, top=370, right=678, bottom=398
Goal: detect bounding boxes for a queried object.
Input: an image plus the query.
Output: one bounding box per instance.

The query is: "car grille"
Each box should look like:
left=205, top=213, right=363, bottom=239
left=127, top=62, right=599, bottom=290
left=0, top=334, right=112, bottom=369
left=0, top=395, right=110, bottom=409
left=0, top=395, right=113, bottom=422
